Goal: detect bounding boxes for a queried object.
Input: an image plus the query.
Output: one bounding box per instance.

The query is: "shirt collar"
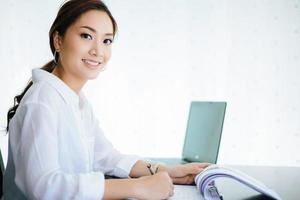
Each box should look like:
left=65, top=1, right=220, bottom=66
left=32, top=68, right=81, bottom=107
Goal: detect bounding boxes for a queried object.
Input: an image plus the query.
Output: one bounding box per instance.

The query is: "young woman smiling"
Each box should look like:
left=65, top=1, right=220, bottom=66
left=4, top=0, right=210, bottom=199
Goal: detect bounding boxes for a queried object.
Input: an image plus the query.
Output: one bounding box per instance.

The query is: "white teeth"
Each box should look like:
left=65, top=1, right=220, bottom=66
left=83, top=59, right=100, bottom=66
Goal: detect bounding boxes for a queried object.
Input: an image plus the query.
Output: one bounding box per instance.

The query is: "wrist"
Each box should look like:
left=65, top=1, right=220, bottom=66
left=131, top=177, right=147, bottom=199
left=157, top=164, right=171, bottom=174
left=130, top=179, right=140, bottom=199
left=104, top=178, right=140, bottom=199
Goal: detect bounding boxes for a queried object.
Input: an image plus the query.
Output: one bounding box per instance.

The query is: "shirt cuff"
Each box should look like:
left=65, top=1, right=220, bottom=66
left=113, top=155, right=140, bottom=178
left=78, top=172, right=105, bottom=199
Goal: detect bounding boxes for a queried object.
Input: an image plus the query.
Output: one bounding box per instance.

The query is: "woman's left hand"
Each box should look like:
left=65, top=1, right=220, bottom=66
left=165, top=163, right=211, bottom=185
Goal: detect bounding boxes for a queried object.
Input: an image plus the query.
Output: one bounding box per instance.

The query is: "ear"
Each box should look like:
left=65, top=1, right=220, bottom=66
left=53, top=31, right=63, bottom=51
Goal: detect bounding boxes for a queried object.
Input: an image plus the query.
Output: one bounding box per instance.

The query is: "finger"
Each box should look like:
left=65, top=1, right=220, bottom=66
left=170, top=190, right=174, bottom=197
left=172, top=176, right=188, bottom=184
left=197, top=162, right=212, bottom=168
left=189, top=162, right=211, bottom=167
left=188, top=174, right=196, bottom=184
left=169, top=187, right=174, bottom=197
left=172, top=177, right=181, bottom=184
left=173, top=174, right=197, bottom=185
left=190, top=162, right=211, bottom=173
left=183, top=163, right=204, bottom=174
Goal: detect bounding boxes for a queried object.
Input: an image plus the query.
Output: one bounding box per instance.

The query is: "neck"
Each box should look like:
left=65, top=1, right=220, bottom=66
left=52, top=65, right=86, bottom=95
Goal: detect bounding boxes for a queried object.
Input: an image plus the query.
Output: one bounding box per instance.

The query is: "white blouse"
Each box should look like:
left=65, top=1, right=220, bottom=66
left=3, top=68, right=139, bottom=200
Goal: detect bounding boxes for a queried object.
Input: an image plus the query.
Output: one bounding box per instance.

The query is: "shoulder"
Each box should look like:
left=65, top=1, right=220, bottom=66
left=20, top=81, right=64, bottom=110
left=12, top=82, right=64, bottom=124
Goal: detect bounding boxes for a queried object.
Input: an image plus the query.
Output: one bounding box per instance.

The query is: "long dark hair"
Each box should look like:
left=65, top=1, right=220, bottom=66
left=6, top=0, right=118, bottom=132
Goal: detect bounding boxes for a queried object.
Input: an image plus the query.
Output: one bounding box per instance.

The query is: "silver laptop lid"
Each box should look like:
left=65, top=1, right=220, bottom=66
left=182, top=101, right=226, bottom=164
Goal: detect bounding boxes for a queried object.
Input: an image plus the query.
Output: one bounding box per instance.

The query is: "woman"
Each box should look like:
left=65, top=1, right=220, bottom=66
left=4, top=0, right=210, bottom=199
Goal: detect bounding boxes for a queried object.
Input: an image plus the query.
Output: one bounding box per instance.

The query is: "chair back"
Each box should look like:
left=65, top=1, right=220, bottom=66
left=0, top=149, right=4, bottom=198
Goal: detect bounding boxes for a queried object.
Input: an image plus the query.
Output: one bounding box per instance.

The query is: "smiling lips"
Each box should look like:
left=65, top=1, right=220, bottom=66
left=82, top=59, right=102, bottom=68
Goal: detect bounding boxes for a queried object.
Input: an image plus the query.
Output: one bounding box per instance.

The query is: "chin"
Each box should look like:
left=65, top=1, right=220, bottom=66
left=81, top=64, right=106, bottom=80
left=88, top=75, right=99, bottom=80
left=86, top=71, right=101, bottom=80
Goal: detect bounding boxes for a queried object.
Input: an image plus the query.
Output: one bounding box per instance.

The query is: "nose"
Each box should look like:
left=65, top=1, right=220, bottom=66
left=89, top=42, right=104, bottom=58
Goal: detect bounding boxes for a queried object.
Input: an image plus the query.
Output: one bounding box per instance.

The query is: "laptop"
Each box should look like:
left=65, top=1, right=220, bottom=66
left=149, top=101, right=226, bottom=165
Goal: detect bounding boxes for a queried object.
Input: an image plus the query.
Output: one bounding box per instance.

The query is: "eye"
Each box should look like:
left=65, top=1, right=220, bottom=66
left=103, top=38, right=113, bottom=45
left=80, top=33, right=93, bottom=40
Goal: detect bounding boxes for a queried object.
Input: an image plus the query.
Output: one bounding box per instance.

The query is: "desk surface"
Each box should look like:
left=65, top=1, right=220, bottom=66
left=172, top=165, right=300, bottom=200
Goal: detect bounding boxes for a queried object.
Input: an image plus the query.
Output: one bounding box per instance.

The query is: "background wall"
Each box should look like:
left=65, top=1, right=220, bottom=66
left=0, top=0, right=299, bottom=167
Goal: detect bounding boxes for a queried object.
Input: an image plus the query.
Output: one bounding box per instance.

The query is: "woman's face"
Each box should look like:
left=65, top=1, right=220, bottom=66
left=54, top=10, right=114, bottom=82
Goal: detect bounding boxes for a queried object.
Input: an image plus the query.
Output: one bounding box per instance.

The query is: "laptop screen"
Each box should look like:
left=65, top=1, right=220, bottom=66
left=182, top=102, right=226, bottom=164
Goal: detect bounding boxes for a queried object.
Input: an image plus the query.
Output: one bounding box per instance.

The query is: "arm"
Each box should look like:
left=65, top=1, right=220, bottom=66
left=89, top=108, right=174, bottom=199
left=129, top=160, right=211, bottom=184
left=103, top=179, right=137, bottom=199
left=103, top=172, right=173, bottom=200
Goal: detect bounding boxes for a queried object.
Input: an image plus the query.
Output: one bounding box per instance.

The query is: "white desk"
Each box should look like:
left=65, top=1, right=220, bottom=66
left=170, top=165, right=300, bottom=200
left=171, top=185, right=204, bottom=200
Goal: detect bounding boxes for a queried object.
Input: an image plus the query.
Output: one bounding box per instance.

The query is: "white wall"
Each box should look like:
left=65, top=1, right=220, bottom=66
left=0, top=0, right=300, bottom=167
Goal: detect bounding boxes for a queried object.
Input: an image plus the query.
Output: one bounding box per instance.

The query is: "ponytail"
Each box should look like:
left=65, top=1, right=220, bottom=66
left=6, top=60, right=56, bottom=132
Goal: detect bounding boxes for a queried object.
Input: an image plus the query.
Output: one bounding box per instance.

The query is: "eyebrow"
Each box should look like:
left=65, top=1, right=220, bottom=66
left=80, top=26, right=114, bottom=36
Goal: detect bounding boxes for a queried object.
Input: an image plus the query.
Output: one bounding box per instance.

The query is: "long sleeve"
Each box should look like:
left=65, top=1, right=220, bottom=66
left=4, top=69, right=141, bottom=199
left=10, top=103, right=104, bottom=200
